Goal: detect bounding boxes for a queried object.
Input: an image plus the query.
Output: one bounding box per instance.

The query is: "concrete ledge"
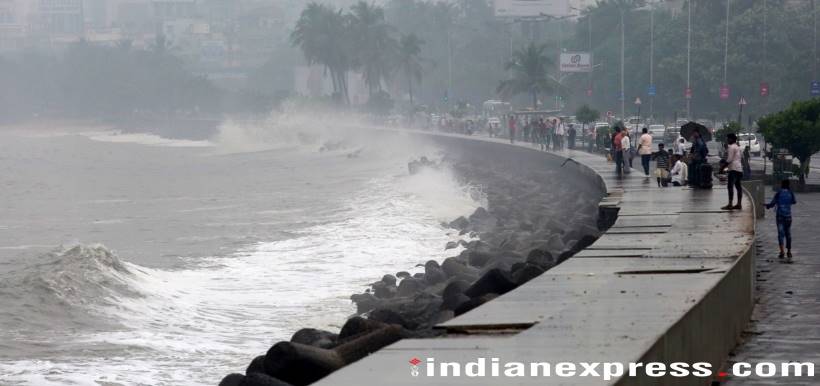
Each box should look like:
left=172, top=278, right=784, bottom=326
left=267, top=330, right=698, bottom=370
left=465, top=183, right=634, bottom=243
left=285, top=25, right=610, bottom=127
left=313, top=133, right=755, bottom=385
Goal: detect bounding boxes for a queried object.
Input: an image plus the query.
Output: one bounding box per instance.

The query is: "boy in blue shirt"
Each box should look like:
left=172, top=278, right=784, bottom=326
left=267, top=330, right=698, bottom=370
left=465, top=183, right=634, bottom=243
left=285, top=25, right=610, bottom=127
left=766, top=179, right=798, bottom=262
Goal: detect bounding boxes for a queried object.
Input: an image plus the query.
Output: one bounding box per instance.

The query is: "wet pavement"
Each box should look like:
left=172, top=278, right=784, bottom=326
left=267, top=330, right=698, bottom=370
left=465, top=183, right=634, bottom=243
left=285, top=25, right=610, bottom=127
left=313, top=136, right=756, bottom=385
left=725, top=192, right=820, bottom=385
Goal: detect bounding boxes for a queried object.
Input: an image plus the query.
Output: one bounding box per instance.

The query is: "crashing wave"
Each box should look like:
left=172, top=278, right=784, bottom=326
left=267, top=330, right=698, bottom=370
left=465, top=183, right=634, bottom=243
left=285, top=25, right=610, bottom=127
left=0, top=244, right=144, bottom=331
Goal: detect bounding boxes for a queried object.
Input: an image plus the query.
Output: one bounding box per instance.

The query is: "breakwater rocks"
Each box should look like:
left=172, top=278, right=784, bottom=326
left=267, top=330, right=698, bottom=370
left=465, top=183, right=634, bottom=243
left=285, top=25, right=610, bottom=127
left=220, top=140, right=606, bottom=386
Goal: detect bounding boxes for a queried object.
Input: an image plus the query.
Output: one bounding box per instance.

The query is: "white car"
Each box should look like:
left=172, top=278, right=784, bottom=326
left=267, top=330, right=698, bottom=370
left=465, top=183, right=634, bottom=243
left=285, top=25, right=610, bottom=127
left=648, top=124, right=665, bottom=139
left=738, top=133, right=761, bottom=156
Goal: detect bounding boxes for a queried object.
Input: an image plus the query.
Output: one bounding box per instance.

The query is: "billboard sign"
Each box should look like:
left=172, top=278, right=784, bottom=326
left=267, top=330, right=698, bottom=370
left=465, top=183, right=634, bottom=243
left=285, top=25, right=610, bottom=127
left=560, top=52, right=592, bottom=73
left=494, top=0, right=571, bottom=18
left=720, top=84, right=730, bottom=100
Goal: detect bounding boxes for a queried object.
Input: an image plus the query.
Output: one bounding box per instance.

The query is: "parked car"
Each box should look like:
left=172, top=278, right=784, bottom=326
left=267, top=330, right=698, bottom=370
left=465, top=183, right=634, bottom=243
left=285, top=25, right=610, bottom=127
left=664, top=126, right=680, bottom=144
left=648, top=124, right=666, bottom=139
left=738, top=133, right=761, bottom=156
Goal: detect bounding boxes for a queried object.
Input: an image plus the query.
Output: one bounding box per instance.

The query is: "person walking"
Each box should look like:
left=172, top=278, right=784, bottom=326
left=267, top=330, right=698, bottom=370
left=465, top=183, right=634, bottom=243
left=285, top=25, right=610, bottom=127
left=652, top=143, right=671, bottom=187
left=638, top=127, right=653, bottom=177
left=613, top=127, right=624, bottom=175
left=538, top=119, right=548, bottom=151
left=621, top=130, right=632, bottom=174
left=742, top=145, right=752, bottom=179
left=544, top=118, right=555, bottom=150
left=523, top=118, right=531, bottom=144
left=568, top=124, right=577, bottom=150
left=507, top=115, right=517, bottom=144
left=766, top=179, right=798, bottom=262
left=555, top=119, right=566, bottom=150
left=721, top=133, right=743, bottom=210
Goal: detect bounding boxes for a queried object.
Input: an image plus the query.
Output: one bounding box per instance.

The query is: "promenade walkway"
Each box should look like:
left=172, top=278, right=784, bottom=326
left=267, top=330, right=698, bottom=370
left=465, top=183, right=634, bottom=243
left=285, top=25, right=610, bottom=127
left=314, top=135, right=756, bottom=385
left=726, top=192, right=820, bottom=385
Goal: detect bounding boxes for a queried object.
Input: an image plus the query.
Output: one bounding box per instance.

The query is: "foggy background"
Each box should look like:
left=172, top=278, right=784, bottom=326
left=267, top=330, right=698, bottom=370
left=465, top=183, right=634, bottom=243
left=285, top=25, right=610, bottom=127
left=1, top=0, right=814, bottom=128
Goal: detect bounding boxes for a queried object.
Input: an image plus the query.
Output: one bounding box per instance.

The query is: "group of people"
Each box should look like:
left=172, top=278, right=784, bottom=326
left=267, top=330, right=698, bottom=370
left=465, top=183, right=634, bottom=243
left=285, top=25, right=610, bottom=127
left=612, top=126, right=797, bottom=263
left=506, top=115, right=577, bottom=151
left=721, top=132, right=797, bottom=262
left=611, top=126, right=708, bottom=189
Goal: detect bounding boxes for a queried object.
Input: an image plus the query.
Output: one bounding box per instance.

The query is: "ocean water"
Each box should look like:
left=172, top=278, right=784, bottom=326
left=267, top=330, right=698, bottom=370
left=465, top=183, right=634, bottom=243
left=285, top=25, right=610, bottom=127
left=0, top=117, right=483, bottom=385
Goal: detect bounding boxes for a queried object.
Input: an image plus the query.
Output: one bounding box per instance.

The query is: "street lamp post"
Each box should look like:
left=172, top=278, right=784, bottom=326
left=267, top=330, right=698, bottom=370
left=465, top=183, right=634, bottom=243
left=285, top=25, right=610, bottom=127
left=763, top=0, right=768, bottom=175
left=556, top=19, right=563, bottom=111
left=588, top=12, right=593, bottom=99
left=447, top=29, right=453, bottom=108
left=723, top=0, right=730, bottom=86
left=634, top=98, right=642, bottom=147
left=620, top=8, right=625, bottom=120
left=649, top=6, right=655, bottom=120
left=686, top=0, right=692, bottom=119
left=738, top=97, right=746, bottom=125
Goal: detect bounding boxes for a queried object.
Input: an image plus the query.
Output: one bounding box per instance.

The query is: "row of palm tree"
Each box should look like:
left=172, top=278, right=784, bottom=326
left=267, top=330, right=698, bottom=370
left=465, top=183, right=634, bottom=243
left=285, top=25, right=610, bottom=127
left=290, top=2, right=425, bottom=105
left=497, top=42, right=559, bottom=110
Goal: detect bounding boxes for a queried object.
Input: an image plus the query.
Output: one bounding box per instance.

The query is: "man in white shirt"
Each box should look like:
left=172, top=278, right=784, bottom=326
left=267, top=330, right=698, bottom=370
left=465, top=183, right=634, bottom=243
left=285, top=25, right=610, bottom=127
left=670, top=154, right=688, bottom=186
left=638, top=127, right=653, bottom=177
left=555, top=120, right=566, bottom=150
left=721, top=133, right=744, bottom=210
left=621, top=131, right=632, bottom=174
left=673, top=137, right=686, bottom=156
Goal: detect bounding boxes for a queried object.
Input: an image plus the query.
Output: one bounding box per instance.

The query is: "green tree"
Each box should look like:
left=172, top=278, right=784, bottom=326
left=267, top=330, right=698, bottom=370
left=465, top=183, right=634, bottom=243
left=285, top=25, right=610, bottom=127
left=291, top=3, right=354, bottom=103
left=565, top=0, right=814, bottom=121
left=350, top=1, right=396, bottom=97
left=396, top=33, right=424, bottom=105
left=758, top=98, right=820, bottom=185
left=497, top=43, right=556, bottom=110
left=576, top=104, right=601, bottom=139
left=715, top=121, right=742, bottom=146
left=576, top=104, right=600, bottom=126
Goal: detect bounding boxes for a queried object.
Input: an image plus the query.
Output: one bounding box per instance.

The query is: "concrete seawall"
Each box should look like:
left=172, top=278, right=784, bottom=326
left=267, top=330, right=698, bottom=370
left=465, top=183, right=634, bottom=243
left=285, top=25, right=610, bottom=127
left=313, top=131, right=756, bottom=385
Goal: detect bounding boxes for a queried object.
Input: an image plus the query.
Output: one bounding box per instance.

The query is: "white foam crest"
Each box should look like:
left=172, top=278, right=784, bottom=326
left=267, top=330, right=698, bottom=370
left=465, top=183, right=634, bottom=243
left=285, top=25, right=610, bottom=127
left=83, top=131, right=214, bottom=147
left=0, top=152, right=481, bottom=385
left=210, top=103, right=385, bottom=156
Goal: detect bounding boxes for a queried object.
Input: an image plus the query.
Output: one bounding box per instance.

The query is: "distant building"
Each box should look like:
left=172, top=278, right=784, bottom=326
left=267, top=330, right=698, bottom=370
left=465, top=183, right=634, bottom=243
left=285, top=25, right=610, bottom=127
left=152, top=0, right=196, bottom=20
left=39, top=0, right=84, bottom=36
left=0, top=0, right=27, bottom=50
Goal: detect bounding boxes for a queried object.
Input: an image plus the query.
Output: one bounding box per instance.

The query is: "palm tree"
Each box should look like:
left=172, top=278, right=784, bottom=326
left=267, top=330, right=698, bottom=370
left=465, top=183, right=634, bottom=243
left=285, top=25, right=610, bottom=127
left=396, top=34, right=424, bottom=105
left=291, top=3, right=353, bottom=103
left=350, top=1, right=396, bottom=97
left=497, top=43, right=556, bottom=110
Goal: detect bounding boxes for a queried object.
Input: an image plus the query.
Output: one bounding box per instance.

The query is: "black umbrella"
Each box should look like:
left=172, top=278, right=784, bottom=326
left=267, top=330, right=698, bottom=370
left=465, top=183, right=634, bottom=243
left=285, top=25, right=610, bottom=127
left=680, top=121, right=712, bottom=142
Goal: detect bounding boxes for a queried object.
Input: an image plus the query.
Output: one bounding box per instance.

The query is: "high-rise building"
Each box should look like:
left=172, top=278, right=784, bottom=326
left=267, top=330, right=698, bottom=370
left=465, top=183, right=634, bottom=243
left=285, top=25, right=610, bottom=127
left=152, top=0, right=196, bottom=20
left=39, top=0, right=84, bottom=35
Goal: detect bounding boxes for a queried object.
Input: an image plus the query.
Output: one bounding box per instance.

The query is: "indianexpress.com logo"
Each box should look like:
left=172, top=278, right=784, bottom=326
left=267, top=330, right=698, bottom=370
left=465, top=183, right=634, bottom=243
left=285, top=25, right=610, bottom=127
left=407, top=357, right=816, bottom=380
